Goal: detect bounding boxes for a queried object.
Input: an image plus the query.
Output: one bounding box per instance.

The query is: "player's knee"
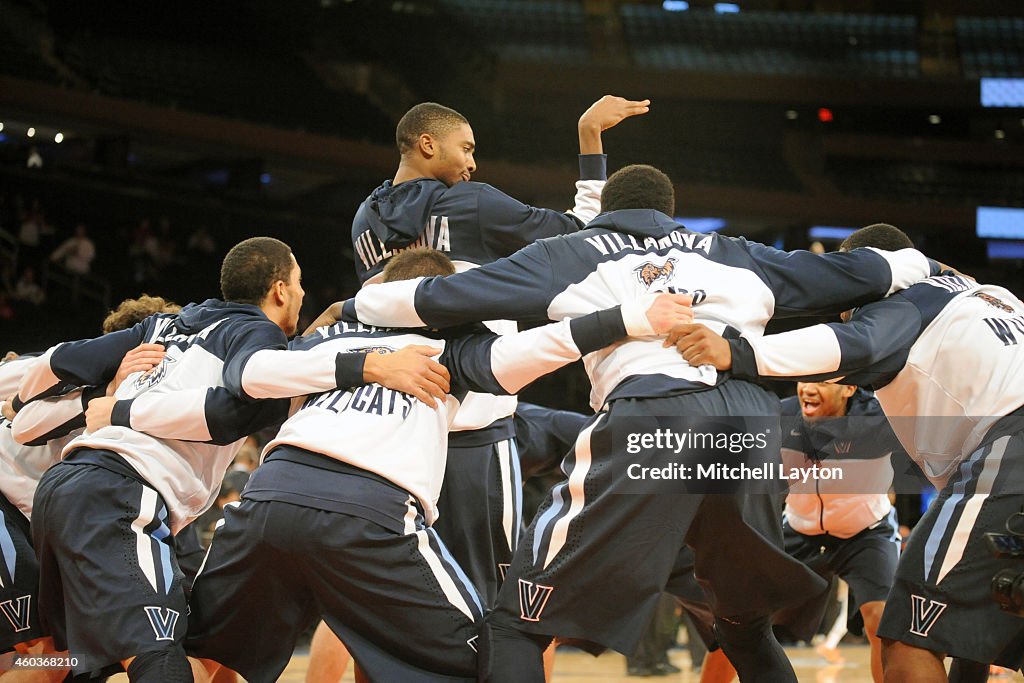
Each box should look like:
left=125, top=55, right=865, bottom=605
left=713, top=613, right=771, bottom=648
left=126, top=645, right=192, bottom=683
left=859, top=600, right=884, bottom=635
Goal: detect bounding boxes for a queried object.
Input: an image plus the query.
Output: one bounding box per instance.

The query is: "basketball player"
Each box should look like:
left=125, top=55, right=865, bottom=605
left=670, top=223, right=1024, bottom=680
left=184, top=248, right=692, bottom=683
left=345, top=165, right=941, bottom=682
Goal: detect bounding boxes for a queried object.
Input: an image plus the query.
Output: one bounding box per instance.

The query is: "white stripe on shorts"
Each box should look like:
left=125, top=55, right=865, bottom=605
left=543, top=415, right=600, bottom=569
left=497, top=439, right=514, bottom=552
left=132, top=487, right=159, bottom=593
left=936, top=435, right=1007, bottom=584
left=415, top=529, right=475, bottom=620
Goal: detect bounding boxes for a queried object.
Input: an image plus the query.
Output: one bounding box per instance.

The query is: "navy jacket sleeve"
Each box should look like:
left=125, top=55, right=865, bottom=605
left=476, top=155, right=606, bottom=259
left=221, top=320, right=290, bottom=401
left=730, top=295, right=924, bottom=387
left=110, top=386, right=289, bottom=446
left=354, top=241, right=558, bottom=329
left=741, top=241, right=939, bottom=317
left=17, top=322, right=151, bottom=405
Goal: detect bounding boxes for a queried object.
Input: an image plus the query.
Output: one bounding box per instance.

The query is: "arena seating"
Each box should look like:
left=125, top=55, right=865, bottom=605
left=622, top=6, right=920, bottom=78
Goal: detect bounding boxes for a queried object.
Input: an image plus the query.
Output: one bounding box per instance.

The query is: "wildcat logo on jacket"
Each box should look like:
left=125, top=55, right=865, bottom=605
left=349, top=345, right=396, bottom=355
left=133, top=356, right=177, bottom=389
left=635, top=259, right=676, bottom=288
left=972, top=292, right=1016, bottom=314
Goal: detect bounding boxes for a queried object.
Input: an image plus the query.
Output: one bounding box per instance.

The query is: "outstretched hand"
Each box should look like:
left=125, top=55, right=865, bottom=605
left=578, top=96, right=651, bottom=154
left=664, top=323, right=733, bottom=370
left=363, top=345, right=451, bottom=408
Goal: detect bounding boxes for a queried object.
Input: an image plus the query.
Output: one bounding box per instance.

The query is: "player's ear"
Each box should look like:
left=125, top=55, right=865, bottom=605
left=418, top=133, right=436, bottom=158
left=271, top=279, right=288, bottom=306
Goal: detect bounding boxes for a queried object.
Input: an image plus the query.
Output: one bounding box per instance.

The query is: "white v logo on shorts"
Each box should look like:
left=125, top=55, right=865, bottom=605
left=518, top=579, right=554, bottom=622
left=909, top=594, right=947, bottom=637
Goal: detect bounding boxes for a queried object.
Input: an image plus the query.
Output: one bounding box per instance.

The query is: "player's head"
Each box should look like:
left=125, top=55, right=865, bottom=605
left=102, top=295, right=181, bottom=334
left=796, top=381, right=856, bottom=422
left=221, top=237, right=304, bottom=336
left=839, top=223, right=914, bottom=252
left=601, top=164, right=675, bottom=217
left=382, top=247, right=456, bottom=282
left=396, top=102, right=475, bottom=186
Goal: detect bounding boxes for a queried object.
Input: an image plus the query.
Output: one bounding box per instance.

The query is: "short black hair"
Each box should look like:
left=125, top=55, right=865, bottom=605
left=396, top=103, right=468, bottom=155
left=383, top=248, right=456, bottom=282
left=601, top=164, right=675, bottom=217
left=840, top=223, right=914, bottom=252
left=220, top=237, right=294, bottom=305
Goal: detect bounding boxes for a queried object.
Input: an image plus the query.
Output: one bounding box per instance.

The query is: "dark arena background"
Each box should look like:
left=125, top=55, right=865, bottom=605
left=1, top=2, right=1023, bottom=680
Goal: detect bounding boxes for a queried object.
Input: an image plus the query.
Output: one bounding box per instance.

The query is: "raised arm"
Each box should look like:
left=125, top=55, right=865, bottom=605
left=479, top=95, right=650, bottom=256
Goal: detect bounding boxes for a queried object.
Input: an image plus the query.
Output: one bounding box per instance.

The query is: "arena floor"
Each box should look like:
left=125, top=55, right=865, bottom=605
left=103, top=646, right=1019, bottom=682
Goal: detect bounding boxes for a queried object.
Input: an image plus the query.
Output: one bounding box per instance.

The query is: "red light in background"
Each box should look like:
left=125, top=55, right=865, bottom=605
left=817, top=107, right=834, bottom=123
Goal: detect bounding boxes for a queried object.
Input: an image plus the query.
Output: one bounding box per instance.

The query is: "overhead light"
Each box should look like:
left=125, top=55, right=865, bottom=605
left=663, top=1, right=689, bottom=10
left=714, top=3, right=740, bottom=13
left=26, top=127, right=35, bottom=138
left=785, top=110, right=798, bottom=120
left=817, top=107, right=834, bottom=123
left=0, top=122, right=4, bottom=133
left=995, top=129, right=1006, bottom=140
left=928, top=114, right=941, bottom=125
left=54, top=132, right=64, bottom=144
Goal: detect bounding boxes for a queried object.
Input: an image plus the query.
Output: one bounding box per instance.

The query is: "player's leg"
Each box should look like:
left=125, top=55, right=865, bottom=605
left=434, top=436, right=520, bottom=607
left=877, top=433, right=1024, bottom=675
left=0, top=495, right=66, bottom=682
left=698, top=649, right=736, bottom=683
left=305, top=620, right=351, bottom=683
left=483, top=410, right=695, bottom=683
left=185, top=500, right=320, bottom=683
left=32, top=459, right=191, bottom=681
left=310, top=512, right=482, bottom=682
left=880, top=639, right=946, bottom=683
left=859, top=600, right=885, bottom=683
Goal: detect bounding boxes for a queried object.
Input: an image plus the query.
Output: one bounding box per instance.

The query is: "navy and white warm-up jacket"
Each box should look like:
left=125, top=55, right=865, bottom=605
left=257, top=304, right=632, bottom=525
left=352, top=155, right=607, bottom=437
left=728, top=275, right=1024, bottom=487
left=781, top=390, right=902, bottom=538
left=351, top=209, right=939, bottom=411
left=15, top=299, right=291, bottom=532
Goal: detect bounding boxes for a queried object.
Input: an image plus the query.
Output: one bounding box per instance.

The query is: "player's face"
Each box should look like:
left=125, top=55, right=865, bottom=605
left=282, top=256, right=304, bottom=336
left=796, top=382, right=854, bottom=422
left=434, top=123, right=476, bottom=186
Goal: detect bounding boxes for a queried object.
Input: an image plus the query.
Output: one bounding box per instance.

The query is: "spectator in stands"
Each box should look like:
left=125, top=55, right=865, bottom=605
left=49, top=223, right=96, bottom=275
left=186, top=225, right=217, bottom=256
left=13, top=266, right=45, bottom=307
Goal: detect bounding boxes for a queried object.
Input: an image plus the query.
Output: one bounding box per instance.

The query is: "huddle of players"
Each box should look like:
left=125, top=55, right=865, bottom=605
left=0, top=93, right=1019, bottom=683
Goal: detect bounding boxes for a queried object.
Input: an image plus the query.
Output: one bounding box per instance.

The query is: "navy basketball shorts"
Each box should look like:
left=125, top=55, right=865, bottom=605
left=31, top=458, right=188, bottom=678
left=776, top=510, right=901, bottom=641
left=0, top=493, right=47, bottom=651
left=488, top=384, right=828, bottom=656
left=185, top=497, right=484, bottom=683
left=878, top=431, right=1024, bottom=669
left=434, top=435, right=522, bottom=606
